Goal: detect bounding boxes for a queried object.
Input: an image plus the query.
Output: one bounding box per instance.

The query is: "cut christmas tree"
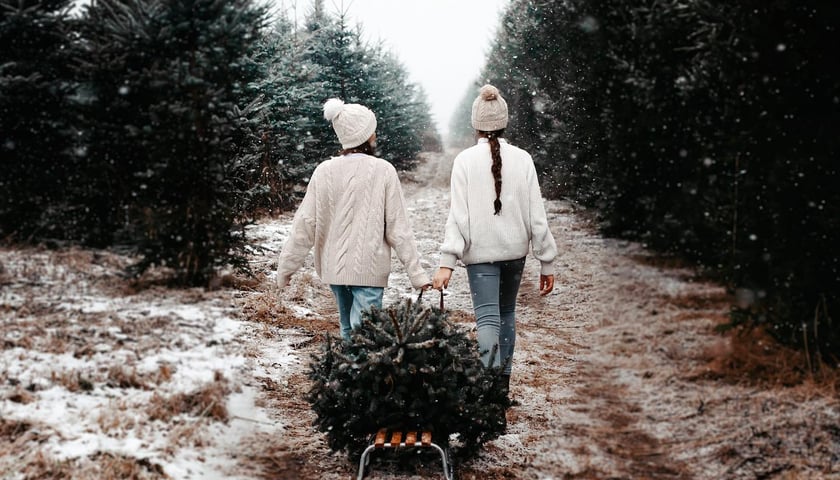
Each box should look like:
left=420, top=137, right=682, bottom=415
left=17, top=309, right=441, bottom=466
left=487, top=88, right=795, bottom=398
left=307, top=294, right=509, bottom=463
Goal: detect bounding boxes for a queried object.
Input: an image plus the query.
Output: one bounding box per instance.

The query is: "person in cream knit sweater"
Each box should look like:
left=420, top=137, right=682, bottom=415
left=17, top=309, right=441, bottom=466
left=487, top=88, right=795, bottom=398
left=433, top=84, right=558, bottom=398
left=276, top=98, right=430, bottom=340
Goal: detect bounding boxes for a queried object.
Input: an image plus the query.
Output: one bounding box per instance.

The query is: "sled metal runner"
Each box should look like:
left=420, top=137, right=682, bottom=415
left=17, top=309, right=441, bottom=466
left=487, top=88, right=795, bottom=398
left=357, top=428, right=453, bottom=480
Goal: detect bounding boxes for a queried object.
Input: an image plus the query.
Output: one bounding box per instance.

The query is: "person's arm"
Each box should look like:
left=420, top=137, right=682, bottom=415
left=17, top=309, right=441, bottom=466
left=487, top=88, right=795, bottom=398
left=383, top=167, right=431, bottom=289
left=527, top=159, right=558, bottom=295
left=434, top=155, right=469, bottom=290
left=275, top=168, right=319, bottom=287
left=439, top=155, right=469, bottom=270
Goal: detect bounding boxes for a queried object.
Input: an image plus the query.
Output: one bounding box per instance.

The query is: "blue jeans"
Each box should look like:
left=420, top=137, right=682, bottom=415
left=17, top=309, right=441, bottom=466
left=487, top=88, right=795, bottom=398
left=466, top=258, right=526, bottom=374
left=329, top=285, right=384, bottom=340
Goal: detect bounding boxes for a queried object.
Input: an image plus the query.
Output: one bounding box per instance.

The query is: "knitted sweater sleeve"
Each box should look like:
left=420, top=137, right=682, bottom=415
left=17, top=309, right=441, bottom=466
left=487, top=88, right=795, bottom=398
left=527, top=160, right=558, bottom=275
left=439, top=155, right=469, bottom=269
left=383, top=167, right=431, bottom=289
left=275, top=168, right=319, bottom=287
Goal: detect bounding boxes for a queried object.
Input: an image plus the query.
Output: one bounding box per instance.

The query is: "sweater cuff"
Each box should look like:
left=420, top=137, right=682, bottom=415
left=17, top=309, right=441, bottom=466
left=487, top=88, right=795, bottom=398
left=439, top=253, right=458, bottom=270
left=409, top=272, right=432, bottom=290
left=540, top=261, right=554, bottom=276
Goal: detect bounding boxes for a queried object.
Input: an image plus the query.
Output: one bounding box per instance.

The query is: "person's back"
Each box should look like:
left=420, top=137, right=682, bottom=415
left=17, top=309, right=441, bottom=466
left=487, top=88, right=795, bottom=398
left=448, top=139, right=542, bottom=266
left=276, top=98, right=430, bottom=339
left=434, top=84, right=557, bottom=400
left=307, top=153, right=412, bottom=287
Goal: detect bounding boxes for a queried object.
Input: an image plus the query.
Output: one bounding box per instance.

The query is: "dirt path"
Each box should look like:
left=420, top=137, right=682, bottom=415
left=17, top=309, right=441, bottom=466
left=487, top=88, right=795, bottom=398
left=245, top=151, right=839, bottom=479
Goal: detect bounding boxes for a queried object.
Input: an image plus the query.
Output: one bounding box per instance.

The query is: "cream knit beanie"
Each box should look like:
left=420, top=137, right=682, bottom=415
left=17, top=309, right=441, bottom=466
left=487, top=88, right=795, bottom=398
left=471, top=84, right=508, bottom=131
left=323, top=98, right=377, bottom=149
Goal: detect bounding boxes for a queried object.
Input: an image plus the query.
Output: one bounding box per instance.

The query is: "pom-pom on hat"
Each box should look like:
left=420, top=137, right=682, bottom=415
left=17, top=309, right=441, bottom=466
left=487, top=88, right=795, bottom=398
left=323, top=98, right=377, bottom=149
left=471, top=84, right=508, bottom=131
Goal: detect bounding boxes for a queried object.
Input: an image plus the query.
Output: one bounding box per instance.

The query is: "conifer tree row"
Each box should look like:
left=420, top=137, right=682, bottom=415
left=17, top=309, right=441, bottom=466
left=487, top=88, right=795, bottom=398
left=0, top=0, right=439, bottom=286
left=466, top=0, right=840, bottom=359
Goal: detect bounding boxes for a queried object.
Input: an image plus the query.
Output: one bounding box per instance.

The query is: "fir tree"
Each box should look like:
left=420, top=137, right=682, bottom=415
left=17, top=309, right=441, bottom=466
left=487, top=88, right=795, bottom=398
left=250, top=15, right=325, bottom=211
left=0, top=0, right=76, bottom=241
left=307, top=295, right=509, bottom=463
left=75, top=0, right=269, bottom=285
left=299, top=3, right=433, bottom=169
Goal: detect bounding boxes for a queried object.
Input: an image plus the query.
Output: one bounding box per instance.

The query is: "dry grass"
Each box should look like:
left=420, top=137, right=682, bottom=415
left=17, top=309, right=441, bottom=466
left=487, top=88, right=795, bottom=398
left=0, top=418, right=33, bottom=443
left=97, top=399, right=138, bottom=434
left=242, top=285, right=335, bottom=340
left=50, top=369, right=95, bottom=392
left=695, top=324, right=840, bottom=391
left=5, top=386, right=35, bottom=404
left=106, top=365, right=153, bottom=390
left=667, top=290, right=733, bottom=311
left=17, top=450, right=169, bottom=480
left=447, top=309, right=475, bottom=324
left=147, top=371, right=231, bottom=423
left=18, top=451, right=78, bottom=480
left=242, top=290, right=294, bottom=324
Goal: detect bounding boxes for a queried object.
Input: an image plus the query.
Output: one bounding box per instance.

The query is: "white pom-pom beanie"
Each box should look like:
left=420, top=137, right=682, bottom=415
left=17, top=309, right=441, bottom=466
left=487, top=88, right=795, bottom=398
left=323, top=98, right=377, bottom=149
left=471, top=84, right=508, bottom=131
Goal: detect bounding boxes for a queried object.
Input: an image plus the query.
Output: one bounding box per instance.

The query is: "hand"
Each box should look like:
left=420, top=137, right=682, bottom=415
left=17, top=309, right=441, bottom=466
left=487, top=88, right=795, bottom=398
left=276, top=275, right=291, bottom=289
left=539, top=274, right=554, bottom=296
left=420, top=283, right=433, bottom=291
left=432, top=267, right=453, bottom=290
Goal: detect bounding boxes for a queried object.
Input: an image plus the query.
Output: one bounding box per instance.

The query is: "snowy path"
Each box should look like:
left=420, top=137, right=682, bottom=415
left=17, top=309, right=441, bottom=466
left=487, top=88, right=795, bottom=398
left=1, top=152, right=837, bottom=479
left=246, top=152, right=839, bottom=479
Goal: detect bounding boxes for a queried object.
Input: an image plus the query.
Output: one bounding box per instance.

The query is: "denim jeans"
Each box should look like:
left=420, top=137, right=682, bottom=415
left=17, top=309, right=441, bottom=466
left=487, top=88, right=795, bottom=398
left=466, top=258, right=526, bottom=374
left=329, top=285, right=384, bottom=340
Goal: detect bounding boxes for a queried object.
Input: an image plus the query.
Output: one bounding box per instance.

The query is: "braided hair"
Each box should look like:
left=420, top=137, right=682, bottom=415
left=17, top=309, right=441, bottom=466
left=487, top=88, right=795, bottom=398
left=484, top=129, right=505, bottom=215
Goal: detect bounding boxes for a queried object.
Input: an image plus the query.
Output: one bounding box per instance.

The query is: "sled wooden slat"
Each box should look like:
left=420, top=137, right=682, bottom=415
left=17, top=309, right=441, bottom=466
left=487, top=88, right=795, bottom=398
left=374, top=428, right=387, bottom=448
left=357, top=428, right=453, bottom=480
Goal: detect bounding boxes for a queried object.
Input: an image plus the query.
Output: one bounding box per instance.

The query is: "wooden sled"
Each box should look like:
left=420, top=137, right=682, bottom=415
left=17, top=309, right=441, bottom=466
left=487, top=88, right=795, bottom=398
left=357, top=428, right=453, bottom=480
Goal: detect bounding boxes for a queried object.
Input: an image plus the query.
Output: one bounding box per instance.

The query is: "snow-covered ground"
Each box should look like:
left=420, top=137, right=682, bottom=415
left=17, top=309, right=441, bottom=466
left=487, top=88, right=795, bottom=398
left=0, top=243, right=299, bottom=479
left=2, top=151, right=838, bottom=479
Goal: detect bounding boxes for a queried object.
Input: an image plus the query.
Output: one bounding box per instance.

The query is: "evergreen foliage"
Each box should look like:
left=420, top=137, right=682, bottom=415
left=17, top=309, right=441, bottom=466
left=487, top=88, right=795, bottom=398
left=0, top=0, right=76, bottom=241
left=1, top=0, right=439, bottom=286
left=75, top=0, right=268, bottom=284
left=250, top=17, right=324, bottom=211
left=307, top=296, right=509, bottom=462
left=295, top=2, right=435, bottom=169
left=249, top=1, right=441, bottom=203
left=470, top=0, right=840, bottom=359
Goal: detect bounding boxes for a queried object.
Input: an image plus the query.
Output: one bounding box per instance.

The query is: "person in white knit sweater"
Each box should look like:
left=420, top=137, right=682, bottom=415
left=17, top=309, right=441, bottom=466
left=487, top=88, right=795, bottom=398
left=433, top=84, right=558, bottom=396
left=276, top=98, right=431, bottom=340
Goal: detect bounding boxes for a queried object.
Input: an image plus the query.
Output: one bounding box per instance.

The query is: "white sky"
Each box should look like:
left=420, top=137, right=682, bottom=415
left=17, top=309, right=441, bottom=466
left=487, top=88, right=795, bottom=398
left=281, top=0, right=510, bottom=136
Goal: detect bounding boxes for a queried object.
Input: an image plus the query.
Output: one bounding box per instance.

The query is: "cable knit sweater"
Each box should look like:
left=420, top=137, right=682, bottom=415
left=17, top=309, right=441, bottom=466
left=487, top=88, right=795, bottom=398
left=440, top=138, right=558, bottom=275
left=276, top=153, right=430, bottom=289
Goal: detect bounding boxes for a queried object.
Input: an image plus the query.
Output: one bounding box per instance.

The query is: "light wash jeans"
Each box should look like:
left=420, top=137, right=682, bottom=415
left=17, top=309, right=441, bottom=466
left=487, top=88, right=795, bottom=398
left=466, top=258, right=526, bottom=374
left=329, top=285, right=384, bottom=340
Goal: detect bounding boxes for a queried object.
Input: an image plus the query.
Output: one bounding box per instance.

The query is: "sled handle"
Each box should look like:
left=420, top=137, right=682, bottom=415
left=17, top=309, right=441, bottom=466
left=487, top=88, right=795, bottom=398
left=417, top=288, right=444, bottom=312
